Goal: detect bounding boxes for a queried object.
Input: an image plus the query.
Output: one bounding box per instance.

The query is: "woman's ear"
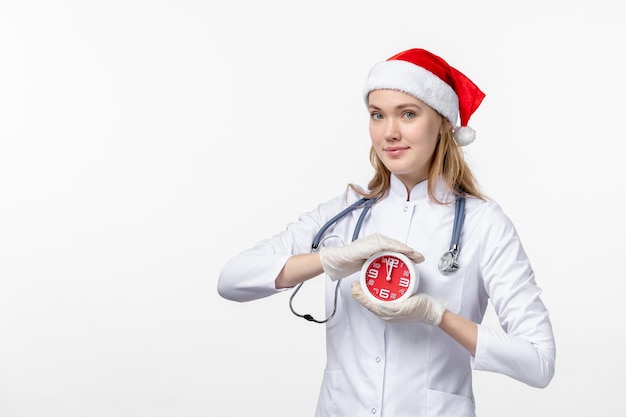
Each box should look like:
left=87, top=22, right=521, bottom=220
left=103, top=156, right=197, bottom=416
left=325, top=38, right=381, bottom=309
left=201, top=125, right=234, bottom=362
left=438, top=121, right=445, bottom=139
left=438, top=117, right=444, bottom=135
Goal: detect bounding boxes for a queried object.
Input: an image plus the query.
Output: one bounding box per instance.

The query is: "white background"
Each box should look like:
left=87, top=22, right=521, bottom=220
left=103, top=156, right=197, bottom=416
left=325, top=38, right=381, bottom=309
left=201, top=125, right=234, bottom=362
left=1, top=1, right=624, bottom=416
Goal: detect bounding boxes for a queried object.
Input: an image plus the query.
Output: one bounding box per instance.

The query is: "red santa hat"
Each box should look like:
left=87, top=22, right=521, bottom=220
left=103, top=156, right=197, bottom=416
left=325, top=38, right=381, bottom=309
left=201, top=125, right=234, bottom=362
left=363, top=48, right=485, bottom=146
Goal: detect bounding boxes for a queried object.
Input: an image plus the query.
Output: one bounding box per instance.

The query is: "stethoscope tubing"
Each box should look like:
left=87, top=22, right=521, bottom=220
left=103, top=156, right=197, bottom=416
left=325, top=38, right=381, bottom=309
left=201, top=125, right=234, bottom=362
left=290, top=197, right=376, bottom=323
left=450, top=195, right=466, bottom=251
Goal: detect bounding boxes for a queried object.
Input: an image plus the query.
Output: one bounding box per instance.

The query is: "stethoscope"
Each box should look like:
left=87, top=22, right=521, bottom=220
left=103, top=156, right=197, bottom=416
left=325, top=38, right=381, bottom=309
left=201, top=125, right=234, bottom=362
left=289, top=194, right=466, bottom=323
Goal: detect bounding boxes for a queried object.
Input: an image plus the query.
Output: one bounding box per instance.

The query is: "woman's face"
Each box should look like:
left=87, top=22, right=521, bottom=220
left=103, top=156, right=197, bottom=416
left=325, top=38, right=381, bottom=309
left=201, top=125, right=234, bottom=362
left=368, top=89, right=443, bottom=190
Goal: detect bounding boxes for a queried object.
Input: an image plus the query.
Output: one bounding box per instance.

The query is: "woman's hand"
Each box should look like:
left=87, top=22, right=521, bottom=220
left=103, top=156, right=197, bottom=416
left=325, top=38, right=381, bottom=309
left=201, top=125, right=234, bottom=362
left=351, top=281, right=447, bottom=326
left=319, top=233, right=424, bottom=281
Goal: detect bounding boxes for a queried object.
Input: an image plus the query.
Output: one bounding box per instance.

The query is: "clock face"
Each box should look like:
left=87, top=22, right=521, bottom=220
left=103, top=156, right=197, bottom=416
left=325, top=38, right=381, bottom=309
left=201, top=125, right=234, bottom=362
left=359, top=251, right=418, bottom=303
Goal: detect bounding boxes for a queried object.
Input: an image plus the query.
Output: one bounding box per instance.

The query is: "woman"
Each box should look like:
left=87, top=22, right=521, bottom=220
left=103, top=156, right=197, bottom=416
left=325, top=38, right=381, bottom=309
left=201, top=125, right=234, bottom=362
left=218, top=48, right=555, bottom=417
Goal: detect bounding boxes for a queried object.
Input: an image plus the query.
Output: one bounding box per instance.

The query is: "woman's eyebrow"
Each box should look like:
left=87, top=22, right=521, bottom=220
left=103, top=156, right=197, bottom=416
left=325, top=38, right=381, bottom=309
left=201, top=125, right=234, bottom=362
left=368, top=103, right=421, bottom=111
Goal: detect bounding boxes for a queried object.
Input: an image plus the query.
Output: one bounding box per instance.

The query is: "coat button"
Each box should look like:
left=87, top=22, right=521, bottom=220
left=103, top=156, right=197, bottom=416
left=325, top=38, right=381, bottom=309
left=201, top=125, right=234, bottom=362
left=371, top=408, right=377, bottom=414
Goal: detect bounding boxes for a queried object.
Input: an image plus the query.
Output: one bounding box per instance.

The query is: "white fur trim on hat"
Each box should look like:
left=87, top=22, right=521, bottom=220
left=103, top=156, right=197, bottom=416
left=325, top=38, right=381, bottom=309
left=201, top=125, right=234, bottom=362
left=363, top=60, right=459, bottom=127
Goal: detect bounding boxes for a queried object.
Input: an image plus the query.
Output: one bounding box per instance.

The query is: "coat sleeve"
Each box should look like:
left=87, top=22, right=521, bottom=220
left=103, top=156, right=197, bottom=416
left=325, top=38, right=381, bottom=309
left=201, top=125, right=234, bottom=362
left=471, top=202, right=556, bottom=388
left=217, top=194, right=347, bottom=302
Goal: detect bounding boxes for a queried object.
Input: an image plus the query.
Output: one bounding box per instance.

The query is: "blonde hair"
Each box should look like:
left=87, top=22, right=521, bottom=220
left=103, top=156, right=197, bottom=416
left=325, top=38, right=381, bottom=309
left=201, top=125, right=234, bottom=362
left=349, top=119, right=486, bottom=204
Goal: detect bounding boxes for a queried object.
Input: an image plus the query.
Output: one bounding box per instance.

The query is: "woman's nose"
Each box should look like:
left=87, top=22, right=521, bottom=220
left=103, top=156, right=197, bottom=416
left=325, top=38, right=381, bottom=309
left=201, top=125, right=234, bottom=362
left=384, top=119, right=400, bottom=141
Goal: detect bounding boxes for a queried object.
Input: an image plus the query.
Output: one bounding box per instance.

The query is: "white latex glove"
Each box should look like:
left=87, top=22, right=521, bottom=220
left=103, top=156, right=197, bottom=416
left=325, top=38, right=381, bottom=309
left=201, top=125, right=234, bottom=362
left=319, top=233, right=424, bottom=281
left=351, top=281, right=448, bottom=326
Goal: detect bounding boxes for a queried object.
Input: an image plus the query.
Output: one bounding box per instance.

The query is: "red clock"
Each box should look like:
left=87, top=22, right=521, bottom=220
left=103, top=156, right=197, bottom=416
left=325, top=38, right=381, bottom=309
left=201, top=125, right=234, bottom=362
left=359, top=251, right=419, bottom=303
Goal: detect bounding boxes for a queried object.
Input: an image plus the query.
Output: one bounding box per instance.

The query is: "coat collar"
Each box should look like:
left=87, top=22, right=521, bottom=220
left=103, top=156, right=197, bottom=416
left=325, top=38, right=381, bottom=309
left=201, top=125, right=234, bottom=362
left=389, top=174, right=453, bottom=203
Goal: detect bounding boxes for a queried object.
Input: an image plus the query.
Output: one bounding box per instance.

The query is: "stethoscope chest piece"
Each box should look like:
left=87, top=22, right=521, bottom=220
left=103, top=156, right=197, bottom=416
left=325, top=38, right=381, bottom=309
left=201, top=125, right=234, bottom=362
left=438, top=247, right=459, bottom=274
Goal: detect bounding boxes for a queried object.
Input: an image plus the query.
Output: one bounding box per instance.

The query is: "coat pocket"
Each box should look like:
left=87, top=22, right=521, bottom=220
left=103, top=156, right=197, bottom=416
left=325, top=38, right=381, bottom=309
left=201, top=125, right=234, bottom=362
left=426, top=388, right=476, bottom=417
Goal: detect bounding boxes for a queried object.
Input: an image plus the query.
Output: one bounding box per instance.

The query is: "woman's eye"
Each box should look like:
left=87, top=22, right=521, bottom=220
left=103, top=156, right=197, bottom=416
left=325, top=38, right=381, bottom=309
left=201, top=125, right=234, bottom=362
left=403, top=111, right=416, bottom=119
left=371, top=112, right=383, bottom=120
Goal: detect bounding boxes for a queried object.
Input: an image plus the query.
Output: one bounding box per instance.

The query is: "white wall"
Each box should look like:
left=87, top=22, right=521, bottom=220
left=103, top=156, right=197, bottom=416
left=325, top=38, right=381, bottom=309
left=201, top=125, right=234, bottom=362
left=1, top=1, right=623, bottom=416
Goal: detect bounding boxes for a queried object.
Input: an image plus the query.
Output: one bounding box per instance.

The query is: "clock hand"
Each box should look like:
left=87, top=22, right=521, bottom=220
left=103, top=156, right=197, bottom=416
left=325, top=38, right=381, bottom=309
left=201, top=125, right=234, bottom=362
left=386, top=257, right=392, bottom=282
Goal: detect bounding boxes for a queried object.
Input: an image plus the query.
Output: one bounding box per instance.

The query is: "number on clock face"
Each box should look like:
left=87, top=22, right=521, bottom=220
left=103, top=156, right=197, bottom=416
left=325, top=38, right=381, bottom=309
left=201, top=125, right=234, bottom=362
left=366, top=265, right=380, bottom=279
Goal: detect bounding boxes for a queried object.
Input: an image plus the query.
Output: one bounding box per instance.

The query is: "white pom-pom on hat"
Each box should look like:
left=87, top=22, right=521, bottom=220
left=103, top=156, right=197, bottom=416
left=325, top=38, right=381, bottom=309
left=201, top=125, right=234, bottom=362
left=363, top=48, right=485, bottom=146
left=452, top=126, right=476, bottom=146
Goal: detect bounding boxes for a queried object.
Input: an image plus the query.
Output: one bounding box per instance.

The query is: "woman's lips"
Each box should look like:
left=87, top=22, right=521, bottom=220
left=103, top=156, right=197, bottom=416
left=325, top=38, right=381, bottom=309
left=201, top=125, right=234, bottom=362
left=384, top=146, right=409, bottom=156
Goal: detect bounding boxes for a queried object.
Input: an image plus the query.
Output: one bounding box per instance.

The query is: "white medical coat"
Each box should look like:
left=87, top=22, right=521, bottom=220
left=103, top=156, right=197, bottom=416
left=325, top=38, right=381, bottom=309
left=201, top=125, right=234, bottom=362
left=218, top=176, right=556, bottom=417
